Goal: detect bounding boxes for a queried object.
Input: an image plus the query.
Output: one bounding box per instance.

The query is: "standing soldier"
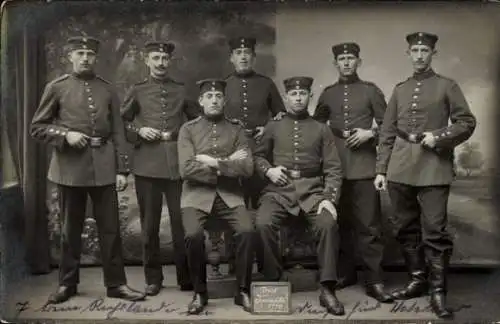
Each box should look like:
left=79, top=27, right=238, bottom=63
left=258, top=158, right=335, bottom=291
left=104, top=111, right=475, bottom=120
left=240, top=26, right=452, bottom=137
left=178, top=79, right=255, bottom=314
left=375, top=32, right=476, bottom=318
left=224, top=36, right=286, bottom=209
left=30, top=36, right=146, bottom=304
left=255, top=77, right=345, bottom=316
left=313, top=42, right=393, bottom=302
left=120, top=41, right=200, bottom=296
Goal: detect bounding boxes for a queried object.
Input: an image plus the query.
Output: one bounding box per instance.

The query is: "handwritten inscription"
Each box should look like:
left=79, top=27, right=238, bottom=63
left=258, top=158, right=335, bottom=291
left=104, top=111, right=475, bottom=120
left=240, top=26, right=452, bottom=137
left=251, top=282, right=291, bottom=314
left=16, top=298, right=181, bottom=319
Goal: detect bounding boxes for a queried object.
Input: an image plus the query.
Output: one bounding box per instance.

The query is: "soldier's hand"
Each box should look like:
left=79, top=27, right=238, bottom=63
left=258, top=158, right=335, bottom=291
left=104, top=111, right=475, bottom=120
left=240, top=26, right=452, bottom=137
left=229, top=149, right=248, bottom=161
left=138, top=127, right=161, bottom=141
left=254, top=126, right=265, bottom=140
left=273, top=111, right=286, bottom=121
left=195, top=154, right=218, bottom=167
left=116, top=174, right=128, bottom=192
left=346, top=128, right=374, bottom=149
left=421, top=132, right=437, bottom=149
left=65, top=131, right=89, bottom=148
left=265, top=165, right=289, bottom=186
left=317, top=199, right=337, bottom=221
left=374, top=174, right=387, bottom=191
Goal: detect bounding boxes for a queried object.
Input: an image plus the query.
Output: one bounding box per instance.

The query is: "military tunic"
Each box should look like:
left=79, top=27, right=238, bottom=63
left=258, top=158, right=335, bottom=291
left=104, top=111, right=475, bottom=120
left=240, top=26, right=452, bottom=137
left=121, top=76, right=201, bottom=179
left=119, top=76, right=200, bottom=287
left=224, top=71, right=286, bottom=131
left=177, top=115, right=255, bottom=293
left=254, top=113, right=343, bottom=283
left=30, top=72, right=128, bottom=288
left=313, top=74, right=388, bottom=285
left=313, top=75, right=386, bottom=180
left=376, top=69, right=476, bottom=257
left=376, top=70, right=476, bottom=186
left=31, top=73, right=130, bottom=186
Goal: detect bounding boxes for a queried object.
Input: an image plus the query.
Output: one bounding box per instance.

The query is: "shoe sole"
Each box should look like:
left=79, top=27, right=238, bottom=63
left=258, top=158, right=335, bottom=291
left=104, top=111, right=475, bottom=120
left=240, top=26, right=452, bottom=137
left=319, top=298, right=345, bottom=316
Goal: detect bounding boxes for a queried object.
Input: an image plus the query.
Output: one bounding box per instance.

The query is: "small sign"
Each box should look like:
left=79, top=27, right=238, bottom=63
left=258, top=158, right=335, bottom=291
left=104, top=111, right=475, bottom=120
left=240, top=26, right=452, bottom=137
left=250, top=281, right=292, bottom=315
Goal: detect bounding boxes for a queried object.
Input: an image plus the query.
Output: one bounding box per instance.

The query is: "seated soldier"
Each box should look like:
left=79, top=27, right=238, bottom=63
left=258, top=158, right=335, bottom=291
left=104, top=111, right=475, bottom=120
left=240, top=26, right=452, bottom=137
left=177, top=79, right=255, bottom=315
left=254, top=76, right=345, bottom=316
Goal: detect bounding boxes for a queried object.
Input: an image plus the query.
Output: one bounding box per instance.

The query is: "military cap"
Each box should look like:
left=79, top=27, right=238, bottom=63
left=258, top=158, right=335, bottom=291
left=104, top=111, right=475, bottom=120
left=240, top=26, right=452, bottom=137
left=332, top=42, right=360, bottom=58
left=67, top=36, right=100, bottom=53
left=406, top=32, right=438, bottom=48
left=144, top=41, right=175, bottom=54
left=197, top=79, right=227, bottom=94
left=228, top=36, right=257, bottom=51
left=283, top=76, right=314, bottom=92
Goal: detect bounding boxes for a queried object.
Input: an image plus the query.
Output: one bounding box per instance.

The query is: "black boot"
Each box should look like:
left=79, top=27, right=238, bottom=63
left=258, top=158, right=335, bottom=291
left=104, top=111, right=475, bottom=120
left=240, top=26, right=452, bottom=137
left=391, top=248, right=428, bottom=300
left=427, top=251, right=453, bottom=319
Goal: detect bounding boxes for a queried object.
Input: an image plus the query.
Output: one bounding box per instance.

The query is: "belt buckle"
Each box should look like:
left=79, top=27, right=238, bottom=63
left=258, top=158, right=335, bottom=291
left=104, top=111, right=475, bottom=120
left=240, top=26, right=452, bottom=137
left=408, top=133, right=418, bottom=143
left=342, top=130, right=351, bottom=138
left=89, top=137, right=102, bottom=147
left=161, top=132, right=172, bottom=141
left=289, top=170, right=300, bottom=179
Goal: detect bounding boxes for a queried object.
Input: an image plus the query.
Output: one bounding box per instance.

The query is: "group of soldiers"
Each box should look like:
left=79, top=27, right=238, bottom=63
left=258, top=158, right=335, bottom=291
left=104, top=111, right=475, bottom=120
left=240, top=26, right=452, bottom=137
left=30, top=31, right=476, bottom=319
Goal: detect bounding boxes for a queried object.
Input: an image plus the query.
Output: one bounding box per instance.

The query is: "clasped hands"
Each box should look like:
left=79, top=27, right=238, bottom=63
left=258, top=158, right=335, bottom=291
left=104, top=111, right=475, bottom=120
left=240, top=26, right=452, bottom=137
left=195, top=149, right=248, bottom=168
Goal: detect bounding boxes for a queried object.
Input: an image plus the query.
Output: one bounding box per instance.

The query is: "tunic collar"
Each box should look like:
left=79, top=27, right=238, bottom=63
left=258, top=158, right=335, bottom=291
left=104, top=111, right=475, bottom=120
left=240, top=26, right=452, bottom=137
left=286, top=111, right=310, bottom=120
left=337, top=73, right=360, bottom=84
left=233, top=69, right=256, bottom=78
left=71, top=71, right=96, bottom=80
left=412, top=69, right=436, bottom=81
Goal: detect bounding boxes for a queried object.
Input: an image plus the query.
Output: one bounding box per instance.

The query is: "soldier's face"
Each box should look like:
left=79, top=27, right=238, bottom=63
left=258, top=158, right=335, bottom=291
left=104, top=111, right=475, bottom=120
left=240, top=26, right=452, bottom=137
left=199, top=90, right=225, bottom=116
left=146, top=52, right=171, bottom=77
left=230, top=48, right=256, bottom=73
left=285, top=89, right=311, bottom=114
left=407, top=45, right=435, bottom=72
left=68, top=49, right=97, bottom=74
left=334, top=54, right=361, bottom=76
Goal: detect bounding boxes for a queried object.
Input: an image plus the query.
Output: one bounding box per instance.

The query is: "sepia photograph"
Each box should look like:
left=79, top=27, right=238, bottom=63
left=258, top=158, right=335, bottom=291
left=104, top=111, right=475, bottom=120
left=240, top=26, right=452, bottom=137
left=1, top=1, right=500, bottom=322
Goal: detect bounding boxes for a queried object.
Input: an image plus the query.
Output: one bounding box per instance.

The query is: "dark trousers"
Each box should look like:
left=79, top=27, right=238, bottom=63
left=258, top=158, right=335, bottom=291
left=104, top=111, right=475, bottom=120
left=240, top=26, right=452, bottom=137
left=256, top=196, right=339, bottom=284
left=135, top=175, right=190, bottom=286
left=338, top=179, right=385, bottom=285
left=58, top=184, right=126, bottom=287
left=387, top=182, right=453, bottom=257
left=182, top=195, right=254, bottom=294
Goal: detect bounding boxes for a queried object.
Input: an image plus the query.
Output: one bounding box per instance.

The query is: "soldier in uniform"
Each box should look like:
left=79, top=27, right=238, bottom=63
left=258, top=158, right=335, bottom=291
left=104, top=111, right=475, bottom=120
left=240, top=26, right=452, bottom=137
left=255, top=76, right=345, bottom=316
left=224, top=36, right=286, bottom=209
left=120, top=41, right=200, bottom=295
left=178, top=79, right=255, bottom=314
left=30, top=36, right=146, bottom=304
left=313, top=42, right=393, bottom=302
left=375, top=32, right=476, bottom=318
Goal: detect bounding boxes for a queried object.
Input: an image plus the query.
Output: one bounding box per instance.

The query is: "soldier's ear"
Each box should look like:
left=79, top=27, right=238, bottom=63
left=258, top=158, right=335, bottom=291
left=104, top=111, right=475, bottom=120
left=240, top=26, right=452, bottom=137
left=357, top=57, right=363, bottom=68
left=432, top=49, right=438, bottom=56
left=309, top=91, right=314, bottom=99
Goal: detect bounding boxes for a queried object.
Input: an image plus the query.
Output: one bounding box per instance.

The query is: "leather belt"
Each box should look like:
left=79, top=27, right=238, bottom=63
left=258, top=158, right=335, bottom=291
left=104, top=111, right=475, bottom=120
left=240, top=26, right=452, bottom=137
left=88, top=137, right=107, bottom=148
left=330, top=128, right=356, bottom=139
left=159, top=131, right=178, bottom=142
left=244, top=128, right=258, bottom=137
left=284, top=169, right=322, bottom=179
left=395, top=128, right=424, bottom=144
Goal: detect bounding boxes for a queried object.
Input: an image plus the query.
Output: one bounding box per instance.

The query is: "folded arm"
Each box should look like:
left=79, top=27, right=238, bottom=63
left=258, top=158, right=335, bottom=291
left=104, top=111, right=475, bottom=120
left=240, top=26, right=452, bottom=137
left=217, top=127, right=254, bottom=178
left=253, top=122, right=275, bottom=180
left=178, top=125, right=218, bottom=184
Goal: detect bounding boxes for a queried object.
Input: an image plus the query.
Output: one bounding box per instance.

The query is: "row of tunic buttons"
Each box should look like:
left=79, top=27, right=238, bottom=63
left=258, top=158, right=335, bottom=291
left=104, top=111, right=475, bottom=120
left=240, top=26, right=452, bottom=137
left=343, top=85, right=350, bottom=132
left=161, top=88, right=168, bottom=131
left=293, top=121, right=300, bottom=168
left=211, top=123, right=218, bottom=155
left=240, top=79, right=249, bottom=125
left=84, top=81, right=97, bottom=136
left=408, top=81, right=422, bottom=130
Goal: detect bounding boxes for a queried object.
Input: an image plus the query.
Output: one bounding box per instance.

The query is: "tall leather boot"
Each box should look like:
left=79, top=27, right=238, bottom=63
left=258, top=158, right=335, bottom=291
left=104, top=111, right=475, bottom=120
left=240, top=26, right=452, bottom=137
left=427, top=251, right=453, bottom=319
left=391, top=247, right=428, bottom=299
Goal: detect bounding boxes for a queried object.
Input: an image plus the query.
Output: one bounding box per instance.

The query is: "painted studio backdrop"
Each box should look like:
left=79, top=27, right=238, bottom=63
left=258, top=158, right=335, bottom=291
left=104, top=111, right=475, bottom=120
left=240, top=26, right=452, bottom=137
left=15, top=2, right=500, bottom=268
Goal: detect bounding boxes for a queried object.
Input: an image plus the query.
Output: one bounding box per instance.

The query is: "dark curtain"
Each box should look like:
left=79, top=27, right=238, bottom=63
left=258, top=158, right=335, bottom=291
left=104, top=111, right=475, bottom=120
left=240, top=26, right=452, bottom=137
left=1, top=4, right=52, bottom=274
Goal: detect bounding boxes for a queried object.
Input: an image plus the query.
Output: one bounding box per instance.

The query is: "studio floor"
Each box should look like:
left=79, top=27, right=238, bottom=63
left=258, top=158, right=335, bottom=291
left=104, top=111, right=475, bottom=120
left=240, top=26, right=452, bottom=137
left=3, top=265, right=500, bottom=323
